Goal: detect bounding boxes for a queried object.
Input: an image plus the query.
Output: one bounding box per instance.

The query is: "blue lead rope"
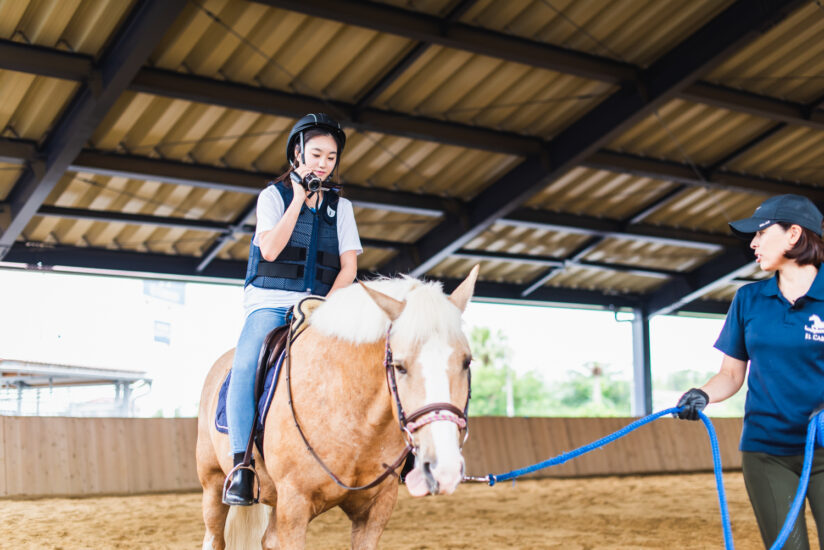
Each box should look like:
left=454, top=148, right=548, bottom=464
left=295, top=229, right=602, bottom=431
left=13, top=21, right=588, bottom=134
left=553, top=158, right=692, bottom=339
left=487, top=408, right=733, bottom=548
left=481, top=409, right=824, bottom=550
left=770, top=412, right=823, bottom=550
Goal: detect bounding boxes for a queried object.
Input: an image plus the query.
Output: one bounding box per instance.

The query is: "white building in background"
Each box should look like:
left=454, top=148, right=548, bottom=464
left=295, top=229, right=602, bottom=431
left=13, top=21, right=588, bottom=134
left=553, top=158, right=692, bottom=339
left=0, top=359, right=150, bottom=416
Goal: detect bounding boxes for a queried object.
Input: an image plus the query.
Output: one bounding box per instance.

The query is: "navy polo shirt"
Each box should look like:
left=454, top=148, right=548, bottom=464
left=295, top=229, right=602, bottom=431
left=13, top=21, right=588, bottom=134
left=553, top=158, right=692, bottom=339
left=715, top=269, right=824, bottom=455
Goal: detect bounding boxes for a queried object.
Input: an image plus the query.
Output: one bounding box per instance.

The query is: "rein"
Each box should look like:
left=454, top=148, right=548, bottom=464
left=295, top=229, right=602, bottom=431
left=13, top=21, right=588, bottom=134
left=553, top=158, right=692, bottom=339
left=285, top=324, right=471, bottom=492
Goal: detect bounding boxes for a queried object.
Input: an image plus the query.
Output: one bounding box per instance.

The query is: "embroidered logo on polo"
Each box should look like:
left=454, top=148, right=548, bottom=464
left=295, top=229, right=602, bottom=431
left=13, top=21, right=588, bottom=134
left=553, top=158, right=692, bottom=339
left=804, top=314, right=824, bottom=341
left=327, top=205, right=336, bottom=218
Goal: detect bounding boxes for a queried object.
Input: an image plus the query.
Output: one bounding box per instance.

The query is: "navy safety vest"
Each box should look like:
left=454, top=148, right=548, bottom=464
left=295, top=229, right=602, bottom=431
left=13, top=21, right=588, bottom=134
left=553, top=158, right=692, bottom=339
left=244, top=181, right=341, bottom=295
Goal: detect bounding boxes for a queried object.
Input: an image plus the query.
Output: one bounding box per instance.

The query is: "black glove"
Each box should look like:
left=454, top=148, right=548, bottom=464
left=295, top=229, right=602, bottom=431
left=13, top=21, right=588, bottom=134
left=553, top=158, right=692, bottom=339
left=674, top=388, right=709, bottom=420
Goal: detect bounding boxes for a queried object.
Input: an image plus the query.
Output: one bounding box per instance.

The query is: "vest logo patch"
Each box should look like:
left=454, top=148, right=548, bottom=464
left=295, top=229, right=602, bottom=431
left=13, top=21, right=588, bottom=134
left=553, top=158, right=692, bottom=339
left=804, top=314, right=824, bottom=341
left=327, top=205, right=336, bottom=218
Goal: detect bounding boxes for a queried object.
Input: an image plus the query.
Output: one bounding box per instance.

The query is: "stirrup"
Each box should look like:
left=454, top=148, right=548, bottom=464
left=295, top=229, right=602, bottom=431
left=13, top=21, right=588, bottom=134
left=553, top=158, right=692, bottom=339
left=221, top=463, right=261, bottom=506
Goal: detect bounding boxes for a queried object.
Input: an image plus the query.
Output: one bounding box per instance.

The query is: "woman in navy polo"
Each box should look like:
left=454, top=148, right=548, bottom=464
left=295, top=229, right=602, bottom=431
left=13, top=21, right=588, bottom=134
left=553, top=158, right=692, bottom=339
left=676, top=194, right=824, bottom=550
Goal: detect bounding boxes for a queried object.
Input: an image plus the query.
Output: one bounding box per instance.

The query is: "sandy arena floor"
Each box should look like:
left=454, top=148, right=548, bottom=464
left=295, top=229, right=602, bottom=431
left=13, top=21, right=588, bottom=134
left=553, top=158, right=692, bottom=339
left=1, top=473, right=819, bottom=549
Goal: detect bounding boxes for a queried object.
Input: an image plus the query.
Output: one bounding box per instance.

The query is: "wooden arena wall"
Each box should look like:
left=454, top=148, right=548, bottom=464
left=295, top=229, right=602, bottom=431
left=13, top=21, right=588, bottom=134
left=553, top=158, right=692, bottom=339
left=0, top=416, right=743, bottom=497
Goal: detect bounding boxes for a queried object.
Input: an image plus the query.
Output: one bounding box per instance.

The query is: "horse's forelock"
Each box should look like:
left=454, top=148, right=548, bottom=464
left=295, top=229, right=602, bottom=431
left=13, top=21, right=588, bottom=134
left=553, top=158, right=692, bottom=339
left=391, top=283, right=465, bottom=348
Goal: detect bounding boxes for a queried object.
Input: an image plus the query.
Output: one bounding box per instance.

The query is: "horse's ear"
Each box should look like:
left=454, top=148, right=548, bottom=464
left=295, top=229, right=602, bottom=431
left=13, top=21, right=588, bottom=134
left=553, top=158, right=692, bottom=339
left=359, top=281, right=406, bottom=321
left=449, top=264, right=479, bottom=313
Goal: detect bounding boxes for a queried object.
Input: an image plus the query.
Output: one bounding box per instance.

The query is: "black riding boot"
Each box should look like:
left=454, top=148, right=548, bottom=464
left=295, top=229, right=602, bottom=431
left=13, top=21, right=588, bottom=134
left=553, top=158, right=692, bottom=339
left=222, top=452, right=256, bottom=506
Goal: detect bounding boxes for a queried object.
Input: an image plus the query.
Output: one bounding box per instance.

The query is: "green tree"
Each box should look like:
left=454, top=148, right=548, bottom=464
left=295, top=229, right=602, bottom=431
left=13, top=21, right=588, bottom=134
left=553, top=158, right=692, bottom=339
left=468, top=326, right=551, bottom=416
left=546, top=361, right=631, bottom=417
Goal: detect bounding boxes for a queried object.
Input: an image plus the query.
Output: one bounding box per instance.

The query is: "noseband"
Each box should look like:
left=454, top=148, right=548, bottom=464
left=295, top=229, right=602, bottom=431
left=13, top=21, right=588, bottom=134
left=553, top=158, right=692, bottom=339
left=285, top=324, right=471, bottom=492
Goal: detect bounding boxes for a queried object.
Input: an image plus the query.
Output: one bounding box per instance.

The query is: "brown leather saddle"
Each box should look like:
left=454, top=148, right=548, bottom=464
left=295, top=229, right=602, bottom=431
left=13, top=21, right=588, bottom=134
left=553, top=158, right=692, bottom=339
left=252, top=296, right=325, bottom=403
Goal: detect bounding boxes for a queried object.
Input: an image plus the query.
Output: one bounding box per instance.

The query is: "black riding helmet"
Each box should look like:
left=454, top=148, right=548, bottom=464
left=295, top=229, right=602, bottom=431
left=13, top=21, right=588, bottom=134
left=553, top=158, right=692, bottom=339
left=286, top=113, right=346, bottom=169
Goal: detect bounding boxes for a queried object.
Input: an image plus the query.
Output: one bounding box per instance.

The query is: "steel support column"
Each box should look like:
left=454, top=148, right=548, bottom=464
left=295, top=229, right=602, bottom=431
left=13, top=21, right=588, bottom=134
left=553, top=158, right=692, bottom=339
left=631, top=307, right=653, bottom=417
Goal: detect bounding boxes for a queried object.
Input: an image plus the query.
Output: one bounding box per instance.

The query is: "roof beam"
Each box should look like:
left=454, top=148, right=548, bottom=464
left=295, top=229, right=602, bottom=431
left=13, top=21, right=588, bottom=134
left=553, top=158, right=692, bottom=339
left=130, top=68, right=539, bottom=156
left=0, top=138, right=36, bottom=165
left=380, top=0, right=805, bottom=277
left=2, top=242, right=641, bottom=309
left=3, top=242, right=245, bottom=281
left=452, top=248, right=679, bottom=279
left=644, top=245, right=754, bottom=316
left=353, top=0, right=477, bottom=109
left=0, top=140, right=751, bottom=250
left=584, top=149, right=824, bottom=202
left=0, top=0, right=187, bottom=260
left=34, top=205, right=399, bottom=252
left=253, top=0, right=636, bottom=84
left=681, top=82, right=824, bottom=131
left=438, top=278, right=642, bottom=310
left=4, top=19, right=824, bottom=135
left=70, top=149, right=452, bottom=216
left=0, top=39, right=93, bottom=81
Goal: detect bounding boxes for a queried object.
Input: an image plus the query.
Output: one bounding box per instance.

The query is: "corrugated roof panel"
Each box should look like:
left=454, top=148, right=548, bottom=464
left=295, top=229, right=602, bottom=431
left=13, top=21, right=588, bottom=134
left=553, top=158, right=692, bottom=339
left=427, top=256, right=547, bottom=285
left=95, top=92, right=522, bottom=200
left=726, top=126, right=824, bottom=183
left=371, top=44, right=614, bottom=139
left=608, top=99, right=776, bottom=165
left=705, top=3, right=824, bottom=104
left=582, top=238, right=718, bottom=273
left=526, top=166, right=677, bottom=218
left=700, top=282, right=746, bottom=303
left=23, top=170, right=252, bottom=254
left=150, top=1, right=414, bottom=105
left=358, top=248, right=397, bottom=272
left=641, top=187, right=767, bottom=235
left=343, top=130, right=521, bottom=198
left=354, top=207, right=440, bottom=243
left=0, top=70, right=78, bottom=142
left=0, top=0, right=134, bottom=56
left=221, top=234, right=251, bottom=261
left=542, top=265, right=665, bottom=294
left=461, top=0, right=734, bottom=67
left=0, top=163, right=22, bottom=201
left=465, top=222, right=591, bottom=258
left=92, top=93, right=293, bottom=172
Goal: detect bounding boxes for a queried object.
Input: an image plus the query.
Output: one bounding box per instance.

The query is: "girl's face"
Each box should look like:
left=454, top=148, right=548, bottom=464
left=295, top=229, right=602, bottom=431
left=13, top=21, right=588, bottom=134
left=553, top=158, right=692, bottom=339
left=296, top=134, right=338, bottom=179
left=750, top=224, right=800, bottom=271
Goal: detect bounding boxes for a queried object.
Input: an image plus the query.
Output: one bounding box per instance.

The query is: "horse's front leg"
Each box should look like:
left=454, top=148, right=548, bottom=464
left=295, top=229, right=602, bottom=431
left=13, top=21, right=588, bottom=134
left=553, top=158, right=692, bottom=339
left=271, top=485, right=313, bottom=550
left=342, top=483, right=399, bottom=550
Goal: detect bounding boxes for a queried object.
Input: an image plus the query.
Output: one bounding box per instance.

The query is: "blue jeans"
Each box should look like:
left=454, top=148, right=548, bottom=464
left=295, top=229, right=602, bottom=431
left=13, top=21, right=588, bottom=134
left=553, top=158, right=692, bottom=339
left=226, top=307, right=289, bottom=454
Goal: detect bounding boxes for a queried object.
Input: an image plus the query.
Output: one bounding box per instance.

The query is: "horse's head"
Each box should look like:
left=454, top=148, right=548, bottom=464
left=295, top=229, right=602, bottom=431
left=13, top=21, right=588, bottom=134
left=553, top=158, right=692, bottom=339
left=360, top=265, right=479, bottom=497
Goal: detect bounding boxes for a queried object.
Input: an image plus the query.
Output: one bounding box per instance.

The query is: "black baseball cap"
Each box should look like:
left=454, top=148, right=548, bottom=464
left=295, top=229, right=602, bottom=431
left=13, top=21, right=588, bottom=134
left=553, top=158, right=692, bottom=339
left=729, top=194, right=823, bottom=238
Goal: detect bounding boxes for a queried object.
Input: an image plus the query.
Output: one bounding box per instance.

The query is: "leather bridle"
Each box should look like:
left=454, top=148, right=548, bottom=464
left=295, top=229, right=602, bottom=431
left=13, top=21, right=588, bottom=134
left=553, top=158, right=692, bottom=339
left=286, top=325, right=471, bottom=491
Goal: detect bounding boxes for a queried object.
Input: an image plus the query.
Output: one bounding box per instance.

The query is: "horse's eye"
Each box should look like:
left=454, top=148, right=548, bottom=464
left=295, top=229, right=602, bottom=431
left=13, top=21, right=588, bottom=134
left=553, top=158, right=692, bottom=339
left=463, top=357, right=472, bottom=370
left=394, top=363, right=407, bottom=375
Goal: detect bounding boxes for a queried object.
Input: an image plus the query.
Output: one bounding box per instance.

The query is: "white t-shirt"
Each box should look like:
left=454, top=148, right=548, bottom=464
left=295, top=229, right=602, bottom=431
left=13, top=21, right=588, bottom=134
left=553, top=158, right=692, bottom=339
left=243, top=185, right=362, bottom=317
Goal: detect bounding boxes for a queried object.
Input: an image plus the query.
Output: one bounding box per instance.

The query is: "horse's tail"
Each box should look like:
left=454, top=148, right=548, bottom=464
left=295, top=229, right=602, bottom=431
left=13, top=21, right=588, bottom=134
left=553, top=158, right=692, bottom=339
left=222, top=503, right=270, bottom=550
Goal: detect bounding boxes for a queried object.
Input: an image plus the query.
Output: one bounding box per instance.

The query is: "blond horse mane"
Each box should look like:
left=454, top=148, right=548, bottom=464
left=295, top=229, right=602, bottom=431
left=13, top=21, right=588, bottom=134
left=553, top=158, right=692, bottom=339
left=308, top=276, right=465, bottom=347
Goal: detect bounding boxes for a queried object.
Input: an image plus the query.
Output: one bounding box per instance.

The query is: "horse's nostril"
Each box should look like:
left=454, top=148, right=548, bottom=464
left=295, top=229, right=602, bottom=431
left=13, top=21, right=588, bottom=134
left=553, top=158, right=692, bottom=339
left=422, top=461, right=439, bottom=494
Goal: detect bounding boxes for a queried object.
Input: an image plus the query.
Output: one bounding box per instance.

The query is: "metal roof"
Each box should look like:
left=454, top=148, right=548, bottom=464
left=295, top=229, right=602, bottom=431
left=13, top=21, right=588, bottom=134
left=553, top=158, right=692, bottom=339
left=0, top=0, right=822, bottom=317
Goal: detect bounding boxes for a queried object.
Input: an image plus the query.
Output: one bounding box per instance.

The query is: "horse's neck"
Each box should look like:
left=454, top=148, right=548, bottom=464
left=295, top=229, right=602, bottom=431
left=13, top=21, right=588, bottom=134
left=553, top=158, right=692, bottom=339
left=297, top=330, right=395, bottom=426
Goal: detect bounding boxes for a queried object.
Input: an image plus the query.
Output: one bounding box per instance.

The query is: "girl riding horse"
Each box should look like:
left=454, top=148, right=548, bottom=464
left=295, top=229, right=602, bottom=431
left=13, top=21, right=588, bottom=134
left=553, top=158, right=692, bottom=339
left=224, top=113, right=361, bottom=506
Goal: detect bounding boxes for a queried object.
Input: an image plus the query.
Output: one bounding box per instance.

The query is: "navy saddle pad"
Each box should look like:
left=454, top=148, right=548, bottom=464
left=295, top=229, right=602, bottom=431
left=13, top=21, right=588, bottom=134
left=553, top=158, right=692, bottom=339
left=215, top=348, right=286, bottom=439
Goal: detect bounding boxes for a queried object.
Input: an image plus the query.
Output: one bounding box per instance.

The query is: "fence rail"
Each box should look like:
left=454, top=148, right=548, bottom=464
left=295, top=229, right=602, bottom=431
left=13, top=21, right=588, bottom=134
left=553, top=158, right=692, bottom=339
left=0, top=415, right=743, bottom=497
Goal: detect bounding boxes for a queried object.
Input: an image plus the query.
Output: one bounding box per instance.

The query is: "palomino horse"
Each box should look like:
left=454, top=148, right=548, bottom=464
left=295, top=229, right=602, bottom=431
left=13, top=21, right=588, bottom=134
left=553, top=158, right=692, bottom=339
left=196, top=266, right=479, bottom=550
